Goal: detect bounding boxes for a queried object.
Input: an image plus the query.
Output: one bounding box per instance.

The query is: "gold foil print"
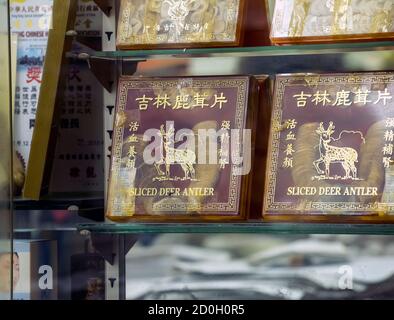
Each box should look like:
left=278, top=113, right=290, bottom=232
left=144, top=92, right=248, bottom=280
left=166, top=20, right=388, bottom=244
left=117, top=0, right=242, bottom=47
left=274, top=0, right=394, bottom=40
left=289, top=0, right=311, bottom=37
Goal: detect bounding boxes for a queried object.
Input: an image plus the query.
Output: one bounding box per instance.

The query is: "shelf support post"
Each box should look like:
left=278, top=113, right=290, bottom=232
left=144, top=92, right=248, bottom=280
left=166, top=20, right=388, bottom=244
left=89, top=233, right=138, bottom=300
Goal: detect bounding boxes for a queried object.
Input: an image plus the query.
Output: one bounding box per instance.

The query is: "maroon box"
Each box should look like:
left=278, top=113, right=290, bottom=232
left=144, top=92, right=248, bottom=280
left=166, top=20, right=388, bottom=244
left=264, top=72, right=394, bottom=223
left=107, top=75, right=265, bottom=221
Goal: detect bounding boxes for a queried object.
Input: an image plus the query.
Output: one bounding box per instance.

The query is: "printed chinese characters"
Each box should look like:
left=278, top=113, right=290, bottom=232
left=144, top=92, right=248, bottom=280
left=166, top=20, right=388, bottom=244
left=127, top=121, right=140, bottom=169
left=219, top=121, right=231, bottom=169
left=135, top=92, right=228, bottom=110
left=383, top=118, right=394, bottom=169
left=293, top=88, right=392, bottom=107
left=282, top=119, right=297, bottom=169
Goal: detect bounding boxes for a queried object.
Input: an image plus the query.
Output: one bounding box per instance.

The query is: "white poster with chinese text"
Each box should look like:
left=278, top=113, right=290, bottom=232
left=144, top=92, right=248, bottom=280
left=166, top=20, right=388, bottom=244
left=10, top=0, right=53, bottom=169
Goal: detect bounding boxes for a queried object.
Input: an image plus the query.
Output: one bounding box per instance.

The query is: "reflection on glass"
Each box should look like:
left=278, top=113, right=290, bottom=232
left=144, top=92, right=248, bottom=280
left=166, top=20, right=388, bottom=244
left=124, top=48, right=394, bottom=301
left=126, top=234, right=394, bottom=300
left=0, top=253, right=19, bottom=295
left=0, top=0, right=12, bottom=300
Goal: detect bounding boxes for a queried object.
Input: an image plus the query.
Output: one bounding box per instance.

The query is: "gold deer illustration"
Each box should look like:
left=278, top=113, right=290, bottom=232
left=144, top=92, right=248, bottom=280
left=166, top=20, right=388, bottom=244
left=313, top=122, right=359, bottom=180
left=154, top=125, right=197, bottom=181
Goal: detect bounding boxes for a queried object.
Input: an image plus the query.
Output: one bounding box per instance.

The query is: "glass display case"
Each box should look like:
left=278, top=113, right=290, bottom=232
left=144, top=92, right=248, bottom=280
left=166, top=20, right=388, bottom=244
left=4, top=0, right=394, bottom=300
left=0, top=0, right=12, bottom=301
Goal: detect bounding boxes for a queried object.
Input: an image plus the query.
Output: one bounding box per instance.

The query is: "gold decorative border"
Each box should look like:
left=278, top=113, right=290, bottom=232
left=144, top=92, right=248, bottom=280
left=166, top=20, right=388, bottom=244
left=112, top=77, right=250, bottom=214
left=265, top=72, right=394, bottom=214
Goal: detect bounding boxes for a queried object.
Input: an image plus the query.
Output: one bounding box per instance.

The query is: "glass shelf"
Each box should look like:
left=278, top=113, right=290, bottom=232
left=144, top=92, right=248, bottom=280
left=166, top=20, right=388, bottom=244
left=87, top=41, right=394, bottom=59
left=13, top=194, right=105, bottom=232
left=13, top=194, right=104, bottom=211
left=78, top=222, right=394, bottom=235
left=14, top=210, right=91, bottom=233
